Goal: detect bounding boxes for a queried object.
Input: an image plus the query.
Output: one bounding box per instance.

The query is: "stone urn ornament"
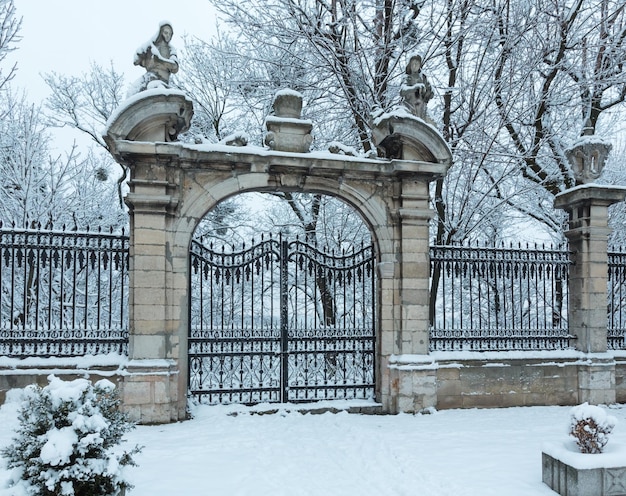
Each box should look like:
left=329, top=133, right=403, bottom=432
left=264, top=89, right=313, bottom=153
left=565, top=124, right=612, bottom=185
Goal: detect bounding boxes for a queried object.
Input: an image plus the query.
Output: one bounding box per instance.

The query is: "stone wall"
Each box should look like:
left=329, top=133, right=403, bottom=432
left=1, top=353, right=624, bottom=419
left=616, top=356, right=626, bottom=403
left=0, top=362, right=124, bottom=405
left=435, top=357, right=580, bottom=409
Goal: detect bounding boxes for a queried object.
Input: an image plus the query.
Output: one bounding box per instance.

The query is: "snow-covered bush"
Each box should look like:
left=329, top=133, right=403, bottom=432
left=569, top=403, right=617, bottom=454
left=1, top=375, right=141, bottom=496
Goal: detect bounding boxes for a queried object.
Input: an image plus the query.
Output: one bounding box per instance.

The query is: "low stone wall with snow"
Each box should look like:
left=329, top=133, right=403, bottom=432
left=0, top=355, right=126, bottom=405
left=2, top=352, right=624, bottom=418
left=433, top=353, right=584, bottom=409
left=616, top=357, right=626, bottom=403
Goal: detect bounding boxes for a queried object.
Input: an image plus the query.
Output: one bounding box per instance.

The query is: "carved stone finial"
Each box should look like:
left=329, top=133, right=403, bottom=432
left=565, top=138, right=612, bottom=185
left=132, top=21, right=179, bottom=94
left=400, top=55, right=434, bottom=122
left=264, top=90, right=313, bottom=153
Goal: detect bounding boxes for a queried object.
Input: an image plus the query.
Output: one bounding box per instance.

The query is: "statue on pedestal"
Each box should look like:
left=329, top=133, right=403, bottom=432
left=400, top=55, right=434, bottom=123
left=132, top=22, right=179, bottom=93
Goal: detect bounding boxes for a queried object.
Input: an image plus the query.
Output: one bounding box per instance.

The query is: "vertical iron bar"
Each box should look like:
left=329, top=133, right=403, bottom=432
left=612, top=252, right=626, bottom=338
left=370, top=244, right=376, bottom=392
left=108, top=237, right=113, bottom=329
left=84, top=241, right=89, bottom=330
left=280, top=238, right=289, bottom=402
left=220, top=246, right=225, bottom=329
left=35, top=233, right=40, bottom=329
left=229, top=250, right=234, bottom=330
left=457, top=248, right=460, bottom=329
left=240, top=246, right=245, bottom=330
left=469, top=249, right=474, bottom=330
left=209, top=246, right=214, bottom=331
left=22, top=236, right=27, bottom=328
left=10, top=230, right=15, bottom=330
left=0, top=232, right=4, bottom=329
left=72, top=239, right=77, bottom=329
left=97, top=238, right=102, bottom=330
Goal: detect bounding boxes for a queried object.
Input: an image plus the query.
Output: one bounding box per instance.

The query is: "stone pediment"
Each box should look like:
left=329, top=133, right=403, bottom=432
left=104, top=89, right=193, bottom=146
left=371, top=110, right=451, bottom=166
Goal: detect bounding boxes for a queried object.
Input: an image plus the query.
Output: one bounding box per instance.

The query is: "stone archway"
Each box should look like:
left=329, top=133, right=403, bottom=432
left=105, top=88, right=451, bottom=423
left=188, top=194, right=376, bottom=404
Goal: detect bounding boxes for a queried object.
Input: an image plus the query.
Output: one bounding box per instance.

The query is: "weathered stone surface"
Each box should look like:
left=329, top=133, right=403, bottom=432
left=132, top=22, right=179, bottom=93
left=565, top=133, right=612, bottom=185
left=555, top=183, right=626, bottom=356
left=105, top=90, right=193, bottom=145
left=264, top=90, right=313, bottom=153
left=543, top=450, right=626, bottom=496
left=120, top=360, right=180, bottom=424
left=436, top=358, right=580, bottom=409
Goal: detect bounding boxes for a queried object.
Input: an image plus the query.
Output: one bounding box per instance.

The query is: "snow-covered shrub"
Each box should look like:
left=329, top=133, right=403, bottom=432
left=1, top=375, right=141, bottom=496
left=569, top=403, right=617, bottom=454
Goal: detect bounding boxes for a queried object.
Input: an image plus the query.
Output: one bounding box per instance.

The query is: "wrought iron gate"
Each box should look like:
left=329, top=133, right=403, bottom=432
left=188, top=235, right=376, bottom=404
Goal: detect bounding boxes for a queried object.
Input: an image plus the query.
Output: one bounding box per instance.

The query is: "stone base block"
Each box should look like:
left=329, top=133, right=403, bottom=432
left=543, top=444, right=626, bottom=496
left=578, top=357, right=616, bottom=405
left=386, top=356, right=437, bottom=413
left=120, top=359, right=183, bottom=424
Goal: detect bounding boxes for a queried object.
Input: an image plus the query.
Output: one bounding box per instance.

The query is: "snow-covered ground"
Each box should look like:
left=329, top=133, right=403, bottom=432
left=1, top=393, right=626, bottom=495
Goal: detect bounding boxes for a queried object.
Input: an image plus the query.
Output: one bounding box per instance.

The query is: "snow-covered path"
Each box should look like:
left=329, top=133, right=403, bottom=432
left=2, top=396, right=626, bottom=495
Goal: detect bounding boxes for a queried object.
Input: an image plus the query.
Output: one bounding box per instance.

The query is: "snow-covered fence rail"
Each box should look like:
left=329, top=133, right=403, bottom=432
left=608, top=248, right=626, bottom=350
left=0, top=224, right=129, bottom=358
left=429, top=243, right=573, bottom=351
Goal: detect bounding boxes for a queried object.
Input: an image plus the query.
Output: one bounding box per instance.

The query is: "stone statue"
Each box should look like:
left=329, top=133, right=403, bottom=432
left=400, top=55, right=434, bottom=122
left=133, top=22, right=179, bottom=92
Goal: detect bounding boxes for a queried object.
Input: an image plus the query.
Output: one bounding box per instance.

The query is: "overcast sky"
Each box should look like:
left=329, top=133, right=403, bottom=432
left=11, top=0, right=217, bottom=101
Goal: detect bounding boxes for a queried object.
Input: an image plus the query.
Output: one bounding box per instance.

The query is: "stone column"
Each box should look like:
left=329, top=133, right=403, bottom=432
left=554, top=136, right=626, bottom=404
left=398, top=179, right=434, bottom=356
left=122, top=172, right=181, bottom=423
left=382, top=175, right=440, bottom=413
left=105, top=91, right=193, bottom=423
left=367, top=57, right=450, bottom=413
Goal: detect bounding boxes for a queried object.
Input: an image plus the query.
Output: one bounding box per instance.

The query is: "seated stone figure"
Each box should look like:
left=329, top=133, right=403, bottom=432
left=132, top=22, right=179, bottom=93
left=400, top=54, right=434, bottom=123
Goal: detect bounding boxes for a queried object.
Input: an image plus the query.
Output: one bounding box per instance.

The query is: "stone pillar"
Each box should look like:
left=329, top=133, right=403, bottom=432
left=105, top=91, right=193, bottom=423
left=555, top=135, right=626, bottom=405
left=398, top=179, right=434, bottom=355
left=371, top=57, right=451, bottom=413
left=123, top=173, right=181, bottom=423
left=555, top=186, right=625, bottom=404
left=384, top=175, right=439, bottom=413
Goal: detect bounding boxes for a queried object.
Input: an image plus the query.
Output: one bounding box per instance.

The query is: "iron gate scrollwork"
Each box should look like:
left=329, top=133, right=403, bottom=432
left=188, top=235, right=376, bottom=404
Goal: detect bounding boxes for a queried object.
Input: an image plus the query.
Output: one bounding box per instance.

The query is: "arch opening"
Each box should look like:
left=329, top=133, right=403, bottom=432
left=187, top=192, right=377, bottom=404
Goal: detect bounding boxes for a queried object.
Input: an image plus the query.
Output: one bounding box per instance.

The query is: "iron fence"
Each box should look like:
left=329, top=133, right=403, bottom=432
left=429, top=243, right=573, bottom=351
left=2, top=223, right=625, bottom=360
left=0, top=224, right=129, bottom=358
left=608, top=248, right=626, bottom=350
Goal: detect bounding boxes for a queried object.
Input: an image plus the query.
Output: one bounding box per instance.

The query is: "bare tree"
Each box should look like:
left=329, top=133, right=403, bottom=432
left=0, top=92, right=126, bottom=229
left=493, top=0, right=626, bottom=196
left=44, top=62, right=126, bottom=149
left=0, top=0, right=20, bottom=95
left=210, top=0, right=422, bottom=151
